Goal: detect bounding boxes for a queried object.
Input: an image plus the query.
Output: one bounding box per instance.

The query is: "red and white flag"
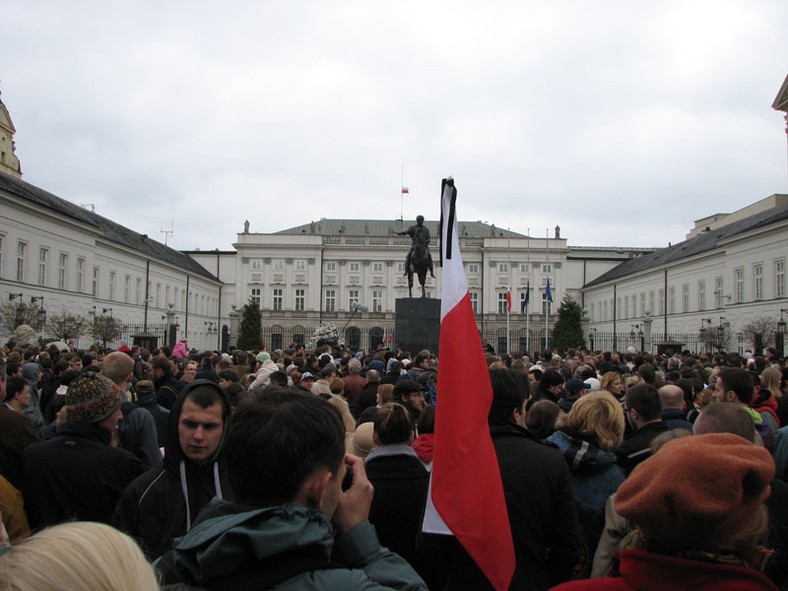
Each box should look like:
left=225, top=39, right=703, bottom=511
left=506, top=288, right=512, bottom=314
left=401, top=186, right=410, bottom=194
left=423, top=178, right=515, bottom=590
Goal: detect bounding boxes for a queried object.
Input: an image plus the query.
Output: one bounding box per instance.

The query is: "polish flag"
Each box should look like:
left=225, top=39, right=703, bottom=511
left=506, top=288, right=512, bottom=314
left=423, top=178, right=515, bottom=590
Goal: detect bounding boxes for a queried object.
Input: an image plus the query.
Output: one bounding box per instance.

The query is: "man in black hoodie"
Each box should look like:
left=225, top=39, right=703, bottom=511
left=112, top=380, right=232, bottom=559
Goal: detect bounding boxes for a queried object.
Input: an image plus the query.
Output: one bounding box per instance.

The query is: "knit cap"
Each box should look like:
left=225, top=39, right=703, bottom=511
left=616, top=433, right=774, bottom=549
left=65, top=373, right=121, bottom=424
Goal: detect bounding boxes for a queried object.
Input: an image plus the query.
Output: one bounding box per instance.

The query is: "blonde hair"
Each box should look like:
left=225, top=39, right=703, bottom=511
left=0, top=521, right=159, bottom=591
left=599, top=371, right=622, bottom=393
left=327, top=395, right=356, bottom=433
left=760, top=366, right=782, bottom=399
left=558, top=391, right=625, bottom=451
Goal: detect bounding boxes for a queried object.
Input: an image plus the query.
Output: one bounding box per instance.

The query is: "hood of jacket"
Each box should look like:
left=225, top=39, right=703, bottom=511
left=546, top=428, right=618, bottom=475
left=170, top=499, right=334, bottom=585
left=164, top=379, right=231, bottom=474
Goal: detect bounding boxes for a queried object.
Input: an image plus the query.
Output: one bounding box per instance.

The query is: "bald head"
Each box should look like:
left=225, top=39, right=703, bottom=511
left=693, top=404, right=757, bottom=443
left=658, top=385, right=685, bottom=410
left=366, top=369, right=380, bottom=383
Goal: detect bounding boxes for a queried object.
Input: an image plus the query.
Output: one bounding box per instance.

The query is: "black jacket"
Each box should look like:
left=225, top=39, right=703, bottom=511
left=365, top=447, right=429, bottom=574
left=23, top=421, right=143, bottom=528
left=112, top=380, right=233, bottom=560
left=436, top=421, right=584, bottom=591
left=615, top=421, right=669, bottom=475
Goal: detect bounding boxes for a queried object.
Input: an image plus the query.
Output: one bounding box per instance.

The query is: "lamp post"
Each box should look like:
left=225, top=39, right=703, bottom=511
left=777, top=309, right=788, bottom=359
left=342, top=302, right=368, bottom=350
left=589, top=328, right=597, bottom=352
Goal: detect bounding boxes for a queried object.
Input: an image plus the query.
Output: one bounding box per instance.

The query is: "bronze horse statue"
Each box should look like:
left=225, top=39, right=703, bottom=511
left=407, top=230, right=432, bottom=298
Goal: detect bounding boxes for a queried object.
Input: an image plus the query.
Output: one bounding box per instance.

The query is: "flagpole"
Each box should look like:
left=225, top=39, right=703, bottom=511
left=506, top=232, right=511, bottom=355
left=526, top=229, right=530, bottom=356
left=545, top=229, right=551, bottom=353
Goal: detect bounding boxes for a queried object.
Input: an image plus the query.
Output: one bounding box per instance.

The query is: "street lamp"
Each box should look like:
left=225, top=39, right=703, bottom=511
left=9, top=293, right=23, bottom=301
left=342, top=302, right=368, bottom=333
left=31, top=296, right=44, bottom=304
left=777, top=309, right=788, bottom=359
left=103, top=308, right=113, bottom=317
left=589, top=328, right=597, bottom=351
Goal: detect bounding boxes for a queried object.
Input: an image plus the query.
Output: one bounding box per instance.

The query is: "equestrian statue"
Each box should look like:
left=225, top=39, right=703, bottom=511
left=395, top=215, right=435, bottom=298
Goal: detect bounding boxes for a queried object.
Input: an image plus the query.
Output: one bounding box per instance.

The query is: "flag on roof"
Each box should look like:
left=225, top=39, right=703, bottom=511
left=401, top=187, right=409, bottom=194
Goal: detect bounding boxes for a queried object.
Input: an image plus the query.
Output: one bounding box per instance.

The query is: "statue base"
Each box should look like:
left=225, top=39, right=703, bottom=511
left=395, top=298, right=441, bottom=355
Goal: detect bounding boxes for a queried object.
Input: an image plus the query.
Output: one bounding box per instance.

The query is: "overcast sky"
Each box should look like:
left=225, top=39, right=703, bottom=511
left=2, top=1, right=787, bottom=252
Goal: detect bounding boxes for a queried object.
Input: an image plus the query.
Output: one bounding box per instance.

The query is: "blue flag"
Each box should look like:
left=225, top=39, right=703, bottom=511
left=546, top=278, right=553, bottom=303
left=521, top=282, right=530, bottom=313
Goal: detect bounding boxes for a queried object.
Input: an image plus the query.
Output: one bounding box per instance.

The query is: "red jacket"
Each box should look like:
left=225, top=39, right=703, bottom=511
left=550, top=549, right=778, bottom=591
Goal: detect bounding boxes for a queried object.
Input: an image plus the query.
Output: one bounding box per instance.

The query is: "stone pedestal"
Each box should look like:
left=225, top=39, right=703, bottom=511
left=395, top=298, right=441, bottom=354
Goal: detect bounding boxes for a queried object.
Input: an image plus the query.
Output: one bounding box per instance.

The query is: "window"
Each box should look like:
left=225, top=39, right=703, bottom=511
left=631, top=294, right=637, bottom=318
left=776, top=259, right=785, bottom=298
left=165, top=285, right=170, bottom=307
left=715, top=277, right=724, bottom=308
left=470, top=291, right=479, bottom=313
left=498, top=263, right=508, bottom=273
left=295, top=259, right=306, bottom=270
left=649, top=291, right=655, bottom=315
left=624, top=296, right=629, bottom=319
left=92, top=267, right=100, bottom=297
left=639, top=293, right=645, bottom=317
left=136, top=278, right=142, bottom=304
left=324, top=289, right=336, bottom=312
left=681, top=284, right=689, bottom=313
left=124, top=275, right=131, bottom=302
left=668, top=287, right=675, bottom=314
left=106, top=272, right=115, bottom=300
left=616, top=297, right=621, bottom=320
left=753, top=263, right=763, bottom=301
left=295, top=288, right=305, bottom=311
left=349, top=262, right=360, bottom=272
left=658, top=288, right=665, bottom=314
left=497, top=292, right=508, bottom=314
left=16, top=241, right=26, bottom=282
left=372, top=290, right=383, bottom=312
left=542, top=264, right=552, bottom=273
left=520, top=263, right=529, bottom=273
left=38, top=248, right=48, bottom=285
left=76, top=258, right=85, bottom=292
left=396, top=262, right=404, bottom=273
left=348, top=290, right=360, bottom=308
left=735, top=268, right=744, bottom=303
left=326, top=262, right=336, bottom=272
left=273, top=259, right=284, bottom=270
left=58, top=253, right=68, bottom=290
left=156, top=283, right=162, bottom=307
left=248, top=288, right=260, bottom=306
left=250, top=259, right=262, bottom=270
left=468, top=263, right=479, bottom=274
left=542, top=292, right=553, bottom=316
left=0, top=234, right=4, bottom=277
left=698, top=281, right=706, bottom=311
left=372, top=262, right=383, bottom=272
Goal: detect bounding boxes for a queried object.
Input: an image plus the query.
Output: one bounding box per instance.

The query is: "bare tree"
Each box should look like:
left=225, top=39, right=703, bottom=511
left=46, top=310, right=89, bottom=342
left=699, top=324, right=733, bottom=353
left=90, top=316, right=122, bottom=347
left=0, top=301, right=44, bottom=335
left=741, top=317, right=778, bottom=349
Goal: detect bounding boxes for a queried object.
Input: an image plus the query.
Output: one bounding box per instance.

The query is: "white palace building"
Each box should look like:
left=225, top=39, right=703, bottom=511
left=2, top=75, right=788, bottom=355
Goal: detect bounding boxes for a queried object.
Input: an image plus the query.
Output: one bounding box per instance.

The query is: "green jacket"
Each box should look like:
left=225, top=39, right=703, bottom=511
left=157, top=499, right=427, bottom=591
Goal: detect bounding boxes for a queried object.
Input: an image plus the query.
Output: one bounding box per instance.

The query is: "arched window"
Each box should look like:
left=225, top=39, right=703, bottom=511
left=346, top=326, right=361, bottom=352
left=369, top=326, right=384, bottom=351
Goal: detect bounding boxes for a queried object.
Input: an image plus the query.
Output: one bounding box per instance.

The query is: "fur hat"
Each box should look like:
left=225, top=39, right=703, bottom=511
left=135, top=380, right=155, bottom=394
left=349, top=422, right=376, bottom=458
left=65, top=373, right=121, bottom=424
left=615, top=433, right=774, bottom=549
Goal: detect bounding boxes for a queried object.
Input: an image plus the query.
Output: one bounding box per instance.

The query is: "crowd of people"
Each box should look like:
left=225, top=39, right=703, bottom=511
left=0, top=337, right=787, bottom=590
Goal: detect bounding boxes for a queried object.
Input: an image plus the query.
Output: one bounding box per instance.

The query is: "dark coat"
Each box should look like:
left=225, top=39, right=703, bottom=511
left=353, top=382, right=380, bottom=418
left=0, top=407, right=40, bottom=491
left=112, top=380, right=232, bottom=560
left=615, top=421, right=669, bottom=475
left=440, top=421, right=584, bottom=591
left=136, top=393, right=171, bottom=448
left=155, top=375, right=187, bottom=410
left=23, top=421, right=143, bottom=528
left=365, top=446, right=429, bottom=574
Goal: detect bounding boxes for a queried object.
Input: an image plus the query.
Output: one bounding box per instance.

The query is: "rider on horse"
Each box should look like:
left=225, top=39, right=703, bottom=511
left=397, top=215, right=435, bottom=278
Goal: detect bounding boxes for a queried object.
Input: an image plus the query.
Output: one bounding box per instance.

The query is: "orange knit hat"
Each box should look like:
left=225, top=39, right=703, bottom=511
left=615, top=433, right=774, bottom=549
